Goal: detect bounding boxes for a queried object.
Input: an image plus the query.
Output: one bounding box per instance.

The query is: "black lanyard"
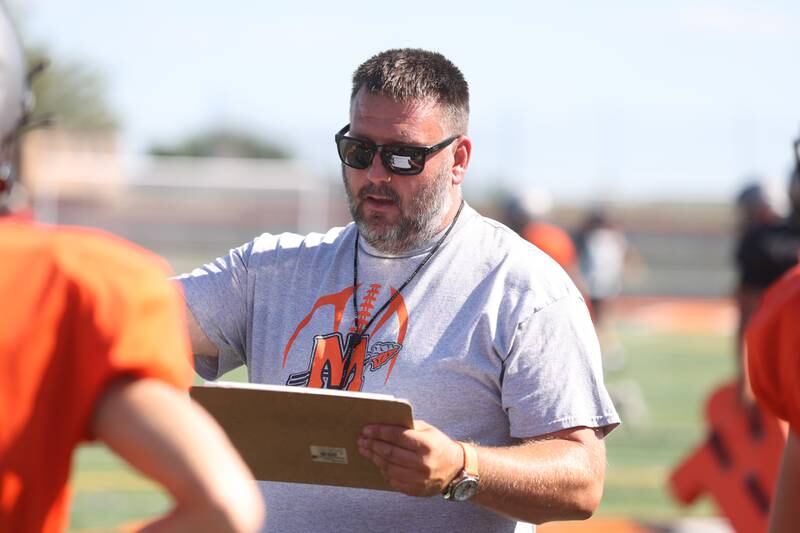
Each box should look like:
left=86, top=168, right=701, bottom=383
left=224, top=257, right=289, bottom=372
left=338, top=199, right=465, bottom=388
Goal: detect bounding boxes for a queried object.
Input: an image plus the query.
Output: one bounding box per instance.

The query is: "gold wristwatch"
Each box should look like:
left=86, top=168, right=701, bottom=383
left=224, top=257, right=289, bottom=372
left=442, top=441, right=480, bottom=501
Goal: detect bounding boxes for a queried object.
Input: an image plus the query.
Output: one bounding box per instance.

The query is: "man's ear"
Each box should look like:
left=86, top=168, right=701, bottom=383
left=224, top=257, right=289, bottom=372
left=451, top=136, right=472, bottom=186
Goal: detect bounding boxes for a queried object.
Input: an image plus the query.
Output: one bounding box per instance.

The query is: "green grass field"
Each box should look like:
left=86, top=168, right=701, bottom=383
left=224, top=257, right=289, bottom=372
left=67, top=326, right=734, bottom=531
left=600, top=328, right=733, bottom=521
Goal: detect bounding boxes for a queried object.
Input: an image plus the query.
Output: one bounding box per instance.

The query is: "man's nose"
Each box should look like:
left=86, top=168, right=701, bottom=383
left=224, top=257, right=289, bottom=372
left=366, top=153, right=392, bottom=184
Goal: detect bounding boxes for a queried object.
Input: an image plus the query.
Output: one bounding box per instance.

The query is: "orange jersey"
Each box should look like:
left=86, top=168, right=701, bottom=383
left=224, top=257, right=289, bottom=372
left=521, top=221, right=577, bottom=271
left=747, top=264, right=800, bottom=434
left=0, top=220, right=193, bottom=533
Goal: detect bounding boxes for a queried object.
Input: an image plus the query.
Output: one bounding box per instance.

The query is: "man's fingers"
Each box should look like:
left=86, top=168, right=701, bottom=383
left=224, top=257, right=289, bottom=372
left=358, top=446, right=437, bottom=496
left=358, top=420, right=457, bottom=498
left=361, top=424, right=428, bottom=452
left=358, top=436, right=425, bottom=470
left=362, top=424, right=411, bottom=444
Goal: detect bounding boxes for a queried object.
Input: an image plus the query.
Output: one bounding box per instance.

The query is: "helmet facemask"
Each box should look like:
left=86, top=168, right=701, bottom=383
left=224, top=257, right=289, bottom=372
left=0, top=3, right=49, bottom=211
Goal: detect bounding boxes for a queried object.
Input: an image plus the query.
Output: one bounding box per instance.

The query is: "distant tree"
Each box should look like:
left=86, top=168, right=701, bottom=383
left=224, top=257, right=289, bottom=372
left=149, top=127, right=292, bottom=159
left=26, top=47, right=119, bottom=131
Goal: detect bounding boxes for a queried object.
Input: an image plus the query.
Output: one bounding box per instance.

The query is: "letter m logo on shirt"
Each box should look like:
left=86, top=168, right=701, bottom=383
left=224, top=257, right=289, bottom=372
left=286, top=332, right=368, bottom=391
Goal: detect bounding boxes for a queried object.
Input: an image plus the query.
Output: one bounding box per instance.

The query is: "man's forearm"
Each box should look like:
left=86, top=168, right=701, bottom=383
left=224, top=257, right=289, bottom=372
left=471, top=429, right=605, bottom=524
left=358, top=422, right=606, bottom=525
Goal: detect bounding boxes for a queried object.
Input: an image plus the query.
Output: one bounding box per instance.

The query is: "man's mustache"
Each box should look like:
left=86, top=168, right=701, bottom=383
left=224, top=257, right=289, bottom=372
left=358, top=183, right=400, bottom=203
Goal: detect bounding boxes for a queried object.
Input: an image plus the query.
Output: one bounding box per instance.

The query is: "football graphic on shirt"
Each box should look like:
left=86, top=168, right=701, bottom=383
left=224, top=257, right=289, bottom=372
left=283, top=283, right=407, bottom=391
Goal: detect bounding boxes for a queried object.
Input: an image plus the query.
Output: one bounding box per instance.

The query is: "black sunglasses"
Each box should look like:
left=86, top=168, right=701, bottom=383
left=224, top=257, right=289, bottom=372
left=335, top=124, right=458, bottom=176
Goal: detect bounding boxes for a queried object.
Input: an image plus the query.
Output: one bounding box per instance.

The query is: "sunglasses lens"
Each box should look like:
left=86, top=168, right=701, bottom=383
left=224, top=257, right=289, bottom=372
left=383, top=147, right=426, bottom=175
left=338, top=138, right=374, bottom=169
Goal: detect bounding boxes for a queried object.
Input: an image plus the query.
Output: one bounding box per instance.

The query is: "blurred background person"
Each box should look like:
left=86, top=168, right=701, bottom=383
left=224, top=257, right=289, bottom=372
left=0, top=5, right=264, bottom=532
left=502, top=187, right=586, bottom=291
left=730, top=179, right=784, bottom=400
left=575, top=208, right=630, bottom=355
left=734, top=162, right=800, bottom=402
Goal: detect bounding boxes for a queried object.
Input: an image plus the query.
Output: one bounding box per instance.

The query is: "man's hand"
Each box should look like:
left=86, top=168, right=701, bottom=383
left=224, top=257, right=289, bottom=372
left=360, top=422, right=606, bottom=523
left=358, top=420, right=464, bottom=496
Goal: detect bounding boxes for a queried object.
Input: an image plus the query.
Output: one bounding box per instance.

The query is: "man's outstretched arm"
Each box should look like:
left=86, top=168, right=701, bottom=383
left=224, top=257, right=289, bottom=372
left=91, top=377, right=264, bottom=532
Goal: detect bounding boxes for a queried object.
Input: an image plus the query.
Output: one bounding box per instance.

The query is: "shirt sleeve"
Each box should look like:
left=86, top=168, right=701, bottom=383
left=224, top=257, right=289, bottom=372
left=501, top=294, right=620, bottom=439
left=178, top=240, right=255, bottom=380
left=65, top=234, right=194, bottom=442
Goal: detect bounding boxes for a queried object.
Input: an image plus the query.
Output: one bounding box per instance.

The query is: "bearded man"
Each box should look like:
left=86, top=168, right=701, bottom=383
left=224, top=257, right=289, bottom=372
left=179, top=48, right=619, bottom=532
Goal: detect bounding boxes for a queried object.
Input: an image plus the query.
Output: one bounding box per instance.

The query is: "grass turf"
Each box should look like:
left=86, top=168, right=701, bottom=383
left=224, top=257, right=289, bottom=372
left=598, top=327, right=734, bottom=521
left=67, top=328, right=733, bottom=530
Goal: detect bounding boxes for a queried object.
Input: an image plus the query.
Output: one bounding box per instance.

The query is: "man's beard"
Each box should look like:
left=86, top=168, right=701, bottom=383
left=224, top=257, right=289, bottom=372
left=342, top=164, right=451, bottom=255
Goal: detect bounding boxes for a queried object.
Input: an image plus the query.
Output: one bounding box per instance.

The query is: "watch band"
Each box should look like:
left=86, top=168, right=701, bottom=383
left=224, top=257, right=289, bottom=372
left=442, top=441, right=481, bottom=501
left=460, top=441, right=479, bottom=478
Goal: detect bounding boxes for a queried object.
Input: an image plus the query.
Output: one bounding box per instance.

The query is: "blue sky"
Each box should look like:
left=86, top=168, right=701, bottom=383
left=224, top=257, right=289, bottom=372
left=12, top=0, right=800, bottom=203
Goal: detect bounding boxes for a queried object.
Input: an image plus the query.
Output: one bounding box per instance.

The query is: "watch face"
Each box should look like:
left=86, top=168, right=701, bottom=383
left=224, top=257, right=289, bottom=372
left=453, top=477, right=479, bottom=501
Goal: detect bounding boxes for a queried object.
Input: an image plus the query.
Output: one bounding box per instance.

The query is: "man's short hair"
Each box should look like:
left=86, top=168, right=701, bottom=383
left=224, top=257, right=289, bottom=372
left=351, top=48, right=469, bottom=135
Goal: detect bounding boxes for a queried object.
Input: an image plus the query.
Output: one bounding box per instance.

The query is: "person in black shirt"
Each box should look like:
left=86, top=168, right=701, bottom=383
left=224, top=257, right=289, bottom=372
left=735, top=143, right=800, bottom=399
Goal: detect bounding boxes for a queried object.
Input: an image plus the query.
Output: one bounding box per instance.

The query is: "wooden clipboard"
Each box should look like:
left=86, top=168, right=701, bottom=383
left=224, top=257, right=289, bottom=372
left=190, top=382, right=413, bottom=491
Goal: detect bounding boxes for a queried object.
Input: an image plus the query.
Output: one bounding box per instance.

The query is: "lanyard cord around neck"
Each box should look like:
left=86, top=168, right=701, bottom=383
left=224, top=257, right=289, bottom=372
left=352, top=199, right=465, bottom=337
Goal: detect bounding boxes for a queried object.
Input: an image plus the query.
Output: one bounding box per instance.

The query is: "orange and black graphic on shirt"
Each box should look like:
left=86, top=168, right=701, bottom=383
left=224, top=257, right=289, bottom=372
left=282, top=283, right=407, bottom=391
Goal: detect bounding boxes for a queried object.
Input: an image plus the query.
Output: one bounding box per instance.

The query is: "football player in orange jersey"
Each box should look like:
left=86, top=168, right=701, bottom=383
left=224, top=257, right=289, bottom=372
left=0, top=5, right=263, bottom=532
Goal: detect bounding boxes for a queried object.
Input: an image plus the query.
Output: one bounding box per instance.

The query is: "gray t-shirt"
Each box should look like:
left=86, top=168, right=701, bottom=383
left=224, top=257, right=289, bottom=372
left=180, top=203, right=619, bottom=532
